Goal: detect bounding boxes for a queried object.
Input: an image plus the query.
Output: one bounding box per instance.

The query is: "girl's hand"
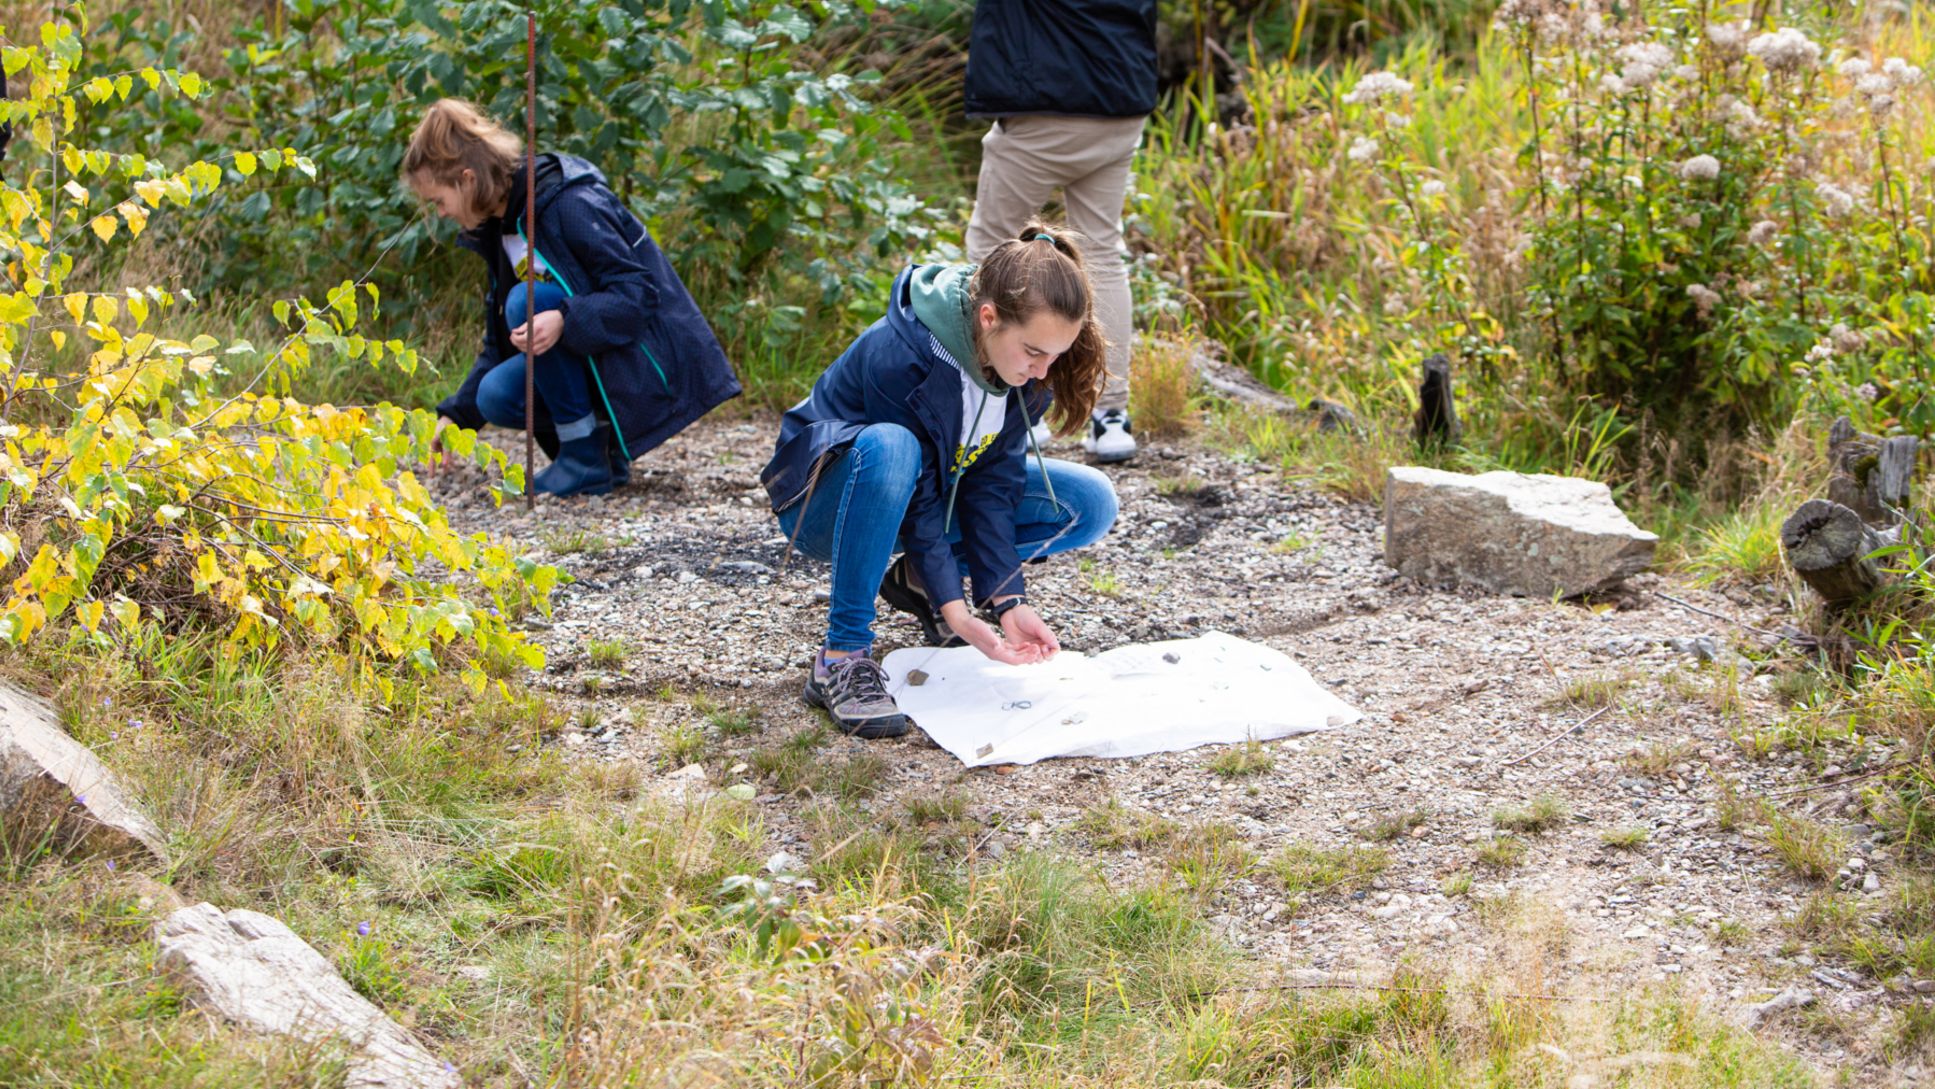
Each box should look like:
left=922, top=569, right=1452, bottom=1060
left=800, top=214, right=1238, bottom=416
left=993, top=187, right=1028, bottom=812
left=428, top=415, right=458, bottom=471
left=998, top=604, right=1058, bottom=661
left=940, top=600, right=1047, bottom=666
left=509, top=310, right=563, bottom=357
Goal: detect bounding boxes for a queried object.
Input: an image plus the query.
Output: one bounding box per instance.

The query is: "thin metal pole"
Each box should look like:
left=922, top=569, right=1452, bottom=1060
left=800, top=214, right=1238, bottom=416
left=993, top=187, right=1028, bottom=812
left=523, top=11, right=537, bottom=510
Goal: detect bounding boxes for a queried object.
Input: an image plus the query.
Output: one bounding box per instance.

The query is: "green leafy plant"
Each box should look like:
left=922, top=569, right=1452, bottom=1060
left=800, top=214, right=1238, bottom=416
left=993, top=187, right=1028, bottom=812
left=0, top=13, right=554, bottom=693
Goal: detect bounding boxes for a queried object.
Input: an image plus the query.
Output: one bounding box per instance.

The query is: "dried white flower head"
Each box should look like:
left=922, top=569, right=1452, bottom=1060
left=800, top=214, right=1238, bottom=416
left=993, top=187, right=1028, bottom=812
left=1884, top=57, right=1924, bottom=88
left=1600, top=74, right=1628, bottom=96
left=1348, top=135, right=1379, bottom=163
left=1342, top=71, right=1413, bottom=106
left=1677, top=154, right=1721, bottom=181
left=1686, top=283, right=1722, bottom=319
left=1675, top=64, right=1701, bottom=82
left=1831, top=323, right=1866, bottom=353
left=1805, top=339, right=1836, bottom=365
left=1838, top=57, right=1873, bottom=78
left=1747, top=219, right=1780, bottom=246
left=1706, top=21, right=1751, bottom=57
left=1749, top=28, right=1821, bottom=74
left=1723, top=97, right=1762, bottom=135
left=1817, top=181, right=1855, bottom=216
left=1491, top=0, right=1546, bottom=31
left=1857, top=381, right=1880, bottom=402
left=1857, top=73, right=1893, bottom=96
left=1616, top=41, right=1675, bottom=88
left=1420, top=179, right=1447, bottom=197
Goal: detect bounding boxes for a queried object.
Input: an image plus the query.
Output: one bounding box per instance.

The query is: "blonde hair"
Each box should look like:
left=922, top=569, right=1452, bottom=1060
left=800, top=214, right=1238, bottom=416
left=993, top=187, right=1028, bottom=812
left=969, top=221, right=1108, bottom=434
left=401, top=99, right=523, bottom=221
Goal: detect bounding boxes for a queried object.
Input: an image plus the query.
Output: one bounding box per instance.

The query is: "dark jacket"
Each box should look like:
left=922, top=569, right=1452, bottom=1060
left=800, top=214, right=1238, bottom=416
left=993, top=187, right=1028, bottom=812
left=964, top=0, right=1159, bottom=119
left=436, top=153, right=740, bottom=460
left=761, top=265, right=1050, bottom=611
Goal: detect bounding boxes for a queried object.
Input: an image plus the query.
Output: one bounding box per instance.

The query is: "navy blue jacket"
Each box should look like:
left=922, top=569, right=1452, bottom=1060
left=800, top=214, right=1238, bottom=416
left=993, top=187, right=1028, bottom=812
left=761, top=265, right=1049, bottom=611
left=437, top=153, right=740, bottom=460
left=964, top=1, right=1159, bottom=119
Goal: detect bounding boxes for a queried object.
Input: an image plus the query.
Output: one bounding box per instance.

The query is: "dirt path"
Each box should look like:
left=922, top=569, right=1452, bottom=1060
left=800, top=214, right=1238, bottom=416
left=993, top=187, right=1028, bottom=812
left=432, top=411, right=1907, bottom=1078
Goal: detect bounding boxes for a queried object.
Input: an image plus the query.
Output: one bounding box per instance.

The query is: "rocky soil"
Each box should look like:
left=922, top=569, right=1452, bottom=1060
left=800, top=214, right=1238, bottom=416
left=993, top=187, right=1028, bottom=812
left=431, top=411, right=1922, bottom=1081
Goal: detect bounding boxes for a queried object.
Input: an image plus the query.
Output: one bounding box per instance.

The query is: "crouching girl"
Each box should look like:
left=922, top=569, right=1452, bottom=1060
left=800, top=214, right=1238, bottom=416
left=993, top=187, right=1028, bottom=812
left=760, top=224, right=1120, bottom=738
left=406, top=99, right=740, bottom=496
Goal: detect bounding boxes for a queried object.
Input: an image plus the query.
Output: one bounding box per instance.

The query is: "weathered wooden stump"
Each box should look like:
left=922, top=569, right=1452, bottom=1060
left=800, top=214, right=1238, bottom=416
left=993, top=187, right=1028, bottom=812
left=1825, top=415, right=1918, bottom=527
left=1414, top=353, right=1460, bottom=447
left=1781, top=498, right=1888, bottom=608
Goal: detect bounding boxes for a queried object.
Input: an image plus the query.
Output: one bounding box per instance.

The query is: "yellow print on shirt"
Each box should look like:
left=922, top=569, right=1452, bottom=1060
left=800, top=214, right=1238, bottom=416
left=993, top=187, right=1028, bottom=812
left=952, top=430, right=998, bottom=474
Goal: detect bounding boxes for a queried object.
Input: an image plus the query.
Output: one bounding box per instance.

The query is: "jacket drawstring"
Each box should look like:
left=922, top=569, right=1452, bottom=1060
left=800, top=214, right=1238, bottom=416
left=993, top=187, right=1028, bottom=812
left=944, top=385, right=1058, bottom=535
left=1016, top=391, right=1057, bottom=507
left=943, top=387, right=990, bottom=535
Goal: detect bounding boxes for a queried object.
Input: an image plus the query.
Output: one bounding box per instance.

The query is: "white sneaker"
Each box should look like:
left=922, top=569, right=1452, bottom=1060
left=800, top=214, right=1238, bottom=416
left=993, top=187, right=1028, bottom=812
left=1027, top=419, right=1052, bottom=448
left=1082, top=408, right=1136, bottom=463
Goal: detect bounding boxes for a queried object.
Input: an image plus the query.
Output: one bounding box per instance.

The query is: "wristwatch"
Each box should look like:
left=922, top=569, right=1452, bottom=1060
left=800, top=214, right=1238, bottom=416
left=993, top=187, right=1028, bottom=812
left=987, top=595, right=1027, bottom=621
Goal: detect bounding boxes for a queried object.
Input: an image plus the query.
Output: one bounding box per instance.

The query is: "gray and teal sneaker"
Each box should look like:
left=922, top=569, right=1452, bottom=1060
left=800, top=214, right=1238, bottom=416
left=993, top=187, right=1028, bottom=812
left=803, top=650, right=909, bottom=739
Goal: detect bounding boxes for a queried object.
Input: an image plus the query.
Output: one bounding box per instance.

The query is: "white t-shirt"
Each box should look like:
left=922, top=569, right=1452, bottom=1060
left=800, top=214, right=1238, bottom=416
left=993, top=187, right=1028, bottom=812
left=501, top=233, right=550, bottom=281
left=928, top=333, right=1007, bottom=474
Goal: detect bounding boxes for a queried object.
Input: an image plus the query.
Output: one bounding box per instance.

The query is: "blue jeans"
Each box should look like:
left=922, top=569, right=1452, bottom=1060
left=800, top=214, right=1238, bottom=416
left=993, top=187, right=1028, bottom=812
left=475, top=281, right=597, bottom=441
left=776, top=423, right=1119, bottom=651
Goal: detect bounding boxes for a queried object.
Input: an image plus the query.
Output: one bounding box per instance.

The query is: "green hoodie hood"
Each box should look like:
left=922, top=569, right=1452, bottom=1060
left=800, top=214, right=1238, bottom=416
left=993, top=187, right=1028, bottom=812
left=907, top=263, right=1007, bottom=395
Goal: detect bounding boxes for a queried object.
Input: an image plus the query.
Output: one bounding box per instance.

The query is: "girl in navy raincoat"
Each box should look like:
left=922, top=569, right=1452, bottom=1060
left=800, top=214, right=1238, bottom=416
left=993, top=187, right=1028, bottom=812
left=761, top=223, right=1120, bottom=739
left=405, top=99, right=740, bottom=497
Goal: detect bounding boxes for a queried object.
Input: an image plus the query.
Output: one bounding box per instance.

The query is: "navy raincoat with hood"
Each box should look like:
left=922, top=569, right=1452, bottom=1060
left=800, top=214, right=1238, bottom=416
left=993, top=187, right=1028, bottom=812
left=436, top=153, right=740, bottom=460
left=761, top=264, right=1052, bottom=612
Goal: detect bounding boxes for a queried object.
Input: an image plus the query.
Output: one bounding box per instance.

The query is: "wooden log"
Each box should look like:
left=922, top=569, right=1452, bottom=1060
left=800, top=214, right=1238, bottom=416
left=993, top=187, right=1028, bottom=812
left=1414, top=353, right=1460, bottom=447
left=1191, top=349, right=1302, bottom=415
left=1875, top=435, right=1918, bottom=518
left=1781, top=498, right=1886, bottom=607
left=1824, top=415, right=1918, bottom=527
left=1189, top=349, right=1359, bottom=434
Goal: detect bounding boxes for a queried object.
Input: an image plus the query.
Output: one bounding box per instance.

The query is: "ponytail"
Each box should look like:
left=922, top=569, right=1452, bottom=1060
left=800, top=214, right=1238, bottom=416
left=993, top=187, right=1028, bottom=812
left=401, top=99, right=523, bottom=222
left=969, top=221, right=1108, bottom=434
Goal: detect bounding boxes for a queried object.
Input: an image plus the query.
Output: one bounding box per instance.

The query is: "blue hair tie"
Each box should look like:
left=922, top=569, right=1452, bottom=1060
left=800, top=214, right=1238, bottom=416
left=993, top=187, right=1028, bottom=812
left=1033, top=233, right=1055, bottom=243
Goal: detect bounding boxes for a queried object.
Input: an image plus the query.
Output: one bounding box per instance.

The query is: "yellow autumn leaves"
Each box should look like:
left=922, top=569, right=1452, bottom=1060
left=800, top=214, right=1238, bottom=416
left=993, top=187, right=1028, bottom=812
left=0, top=18, right=554, bottom=693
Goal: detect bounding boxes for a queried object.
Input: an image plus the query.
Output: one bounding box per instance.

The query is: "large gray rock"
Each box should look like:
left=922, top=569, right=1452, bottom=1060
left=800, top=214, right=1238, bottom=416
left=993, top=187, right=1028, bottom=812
left=1383, top=467, right=1657, bottom=597
left=0, top=679, right=166, bottom=862
left=157, top=903, right=461, bottom=1089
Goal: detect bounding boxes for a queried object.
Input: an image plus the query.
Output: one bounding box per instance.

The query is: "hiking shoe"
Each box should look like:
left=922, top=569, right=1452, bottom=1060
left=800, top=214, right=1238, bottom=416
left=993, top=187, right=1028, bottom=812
left=878, top=556, right=965, bottom=648
left=803, top=652, right=909, bottom=739
left=1082, top=408, right=1137, bottom=463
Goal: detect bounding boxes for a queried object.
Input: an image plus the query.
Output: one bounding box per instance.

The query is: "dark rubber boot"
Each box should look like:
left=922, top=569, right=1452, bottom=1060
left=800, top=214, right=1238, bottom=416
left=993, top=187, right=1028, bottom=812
left=600, top=422, right=631, bottom=488
left=533, top=433, right=614, bottom=498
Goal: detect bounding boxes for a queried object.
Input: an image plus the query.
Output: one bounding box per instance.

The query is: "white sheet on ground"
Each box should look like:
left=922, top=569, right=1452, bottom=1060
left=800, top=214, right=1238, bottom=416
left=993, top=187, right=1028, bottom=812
left=881, top=631, right=1361, bottom=768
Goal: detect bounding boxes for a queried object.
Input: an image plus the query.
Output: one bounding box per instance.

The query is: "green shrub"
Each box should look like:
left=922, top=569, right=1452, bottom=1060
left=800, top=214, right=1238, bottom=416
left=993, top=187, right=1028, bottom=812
left=0, top=13, right=553, bottom=692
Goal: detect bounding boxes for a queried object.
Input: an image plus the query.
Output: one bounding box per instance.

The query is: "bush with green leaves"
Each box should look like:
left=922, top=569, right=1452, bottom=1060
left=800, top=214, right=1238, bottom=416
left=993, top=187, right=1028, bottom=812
left=87, top=0, right=941, bottom=395
left=0, top=12, right=554, bottom=693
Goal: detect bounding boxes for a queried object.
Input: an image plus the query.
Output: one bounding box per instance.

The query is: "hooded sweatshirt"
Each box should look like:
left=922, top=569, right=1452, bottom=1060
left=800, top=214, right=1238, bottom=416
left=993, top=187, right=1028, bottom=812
left=907, top=264, right=1009, bottom=476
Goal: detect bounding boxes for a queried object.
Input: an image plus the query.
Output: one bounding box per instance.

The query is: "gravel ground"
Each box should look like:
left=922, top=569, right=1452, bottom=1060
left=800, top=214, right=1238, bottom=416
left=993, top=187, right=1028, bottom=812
left=432, top=411, right=1924, bottom=1081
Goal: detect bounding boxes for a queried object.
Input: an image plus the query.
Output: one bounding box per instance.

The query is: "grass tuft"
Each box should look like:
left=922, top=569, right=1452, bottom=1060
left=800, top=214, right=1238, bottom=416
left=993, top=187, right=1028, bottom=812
left=1492, top=794, right=1570, bottom=834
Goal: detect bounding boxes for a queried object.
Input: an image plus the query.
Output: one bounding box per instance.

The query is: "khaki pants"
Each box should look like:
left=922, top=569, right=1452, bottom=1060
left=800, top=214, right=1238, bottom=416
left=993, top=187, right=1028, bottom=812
left=965, top=114, right=1145, bottom=413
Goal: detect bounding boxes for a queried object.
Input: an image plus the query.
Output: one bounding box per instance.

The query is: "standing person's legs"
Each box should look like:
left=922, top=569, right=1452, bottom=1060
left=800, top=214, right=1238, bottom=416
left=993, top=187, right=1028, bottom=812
left=1059, top=119, right=1145, bottom=415
left=965, top=117, right=1062, bottom=263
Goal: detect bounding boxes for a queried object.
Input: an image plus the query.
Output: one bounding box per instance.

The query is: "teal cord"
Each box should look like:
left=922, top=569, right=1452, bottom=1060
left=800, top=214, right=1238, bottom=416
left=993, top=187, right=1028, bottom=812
left=517, top=219, right=650, bottom=463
